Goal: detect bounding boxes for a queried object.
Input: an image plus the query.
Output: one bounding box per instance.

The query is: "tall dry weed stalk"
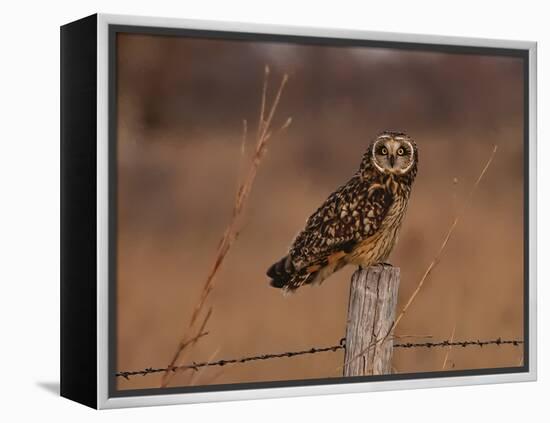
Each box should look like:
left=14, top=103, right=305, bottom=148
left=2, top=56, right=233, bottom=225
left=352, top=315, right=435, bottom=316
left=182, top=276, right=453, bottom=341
left=160, top=66, right=291, bottom=388
left=391, top=145, right=498, bottom=332
left=441, top=322, right=457, bottom=369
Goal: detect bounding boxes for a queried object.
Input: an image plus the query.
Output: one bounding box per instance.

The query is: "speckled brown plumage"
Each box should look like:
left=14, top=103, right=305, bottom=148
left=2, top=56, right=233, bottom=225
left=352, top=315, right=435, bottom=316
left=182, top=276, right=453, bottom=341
left=267, top=131, right=418, bottom=292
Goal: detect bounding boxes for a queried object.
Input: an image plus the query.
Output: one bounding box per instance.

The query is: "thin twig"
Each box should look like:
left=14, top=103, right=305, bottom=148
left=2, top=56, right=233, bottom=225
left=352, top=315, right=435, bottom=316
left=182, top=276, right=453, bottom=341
left=442, top=322, right=457, bottom=370
left=162, top=309, right=212, bottom=381
left=165, top=329, right=210, bottom=373
left=189, top=347, right=221, bottom=386
left=160, top=68, right=291, bottom=388
left=392, top=145, right=498, bottom=332
left=259, top=74, right=288, bottom=143
left=257, top=65, right=269, bottom=137
left=236, top=119, right=248, bottom=192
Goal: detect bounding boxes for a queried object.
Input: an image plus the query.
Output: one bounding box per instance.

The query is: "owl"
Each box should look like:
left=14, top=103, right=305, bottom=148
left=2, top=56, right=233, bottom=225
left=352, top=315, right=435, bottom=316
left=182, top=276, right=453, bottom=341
left=267, top=130, right=418, bottom=292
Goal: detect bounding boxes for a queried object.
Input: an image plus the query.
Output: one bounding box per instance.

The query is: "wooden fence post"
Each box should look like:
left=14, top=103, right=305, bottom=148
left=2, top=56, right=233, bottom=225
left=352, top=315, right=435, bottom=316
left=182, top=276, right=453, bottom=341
left=343, top=266, right=400, bottom=376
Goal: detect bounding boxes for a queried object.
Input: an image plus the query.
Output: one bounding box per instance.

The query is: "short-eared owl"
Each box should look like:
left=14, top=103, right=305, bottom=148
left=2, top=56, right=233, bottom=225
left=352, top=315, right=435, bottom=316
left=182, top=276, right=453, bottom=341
left=267, top=131, right=418, bottom=292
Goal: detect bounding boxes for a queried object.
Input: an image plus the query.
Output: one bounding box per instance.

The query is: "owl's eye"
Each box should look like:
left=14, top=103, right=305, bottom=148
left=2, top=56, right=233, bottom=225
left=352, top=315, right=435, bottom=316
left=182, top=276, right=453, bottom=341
left=381, top=147, right=388, bottom=155
left=397, top=148, right=405, bottom=156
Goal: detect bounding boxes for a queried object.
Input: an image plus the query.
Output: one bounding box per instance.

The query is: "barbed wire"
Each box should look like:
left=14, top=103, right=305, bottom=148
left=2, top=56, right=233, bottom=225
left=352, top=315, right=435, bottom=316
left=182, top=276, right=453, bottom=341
left=116, top=337, right=523, bottom=379
left=394, top=338, right=522, bottom=349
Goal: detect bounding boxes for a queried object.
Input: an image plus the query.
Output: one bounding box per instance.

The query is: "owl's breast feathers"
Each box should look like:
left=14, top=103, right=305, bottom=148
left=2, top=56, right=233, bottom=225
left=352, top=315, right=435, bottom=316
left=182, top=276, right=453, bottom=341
left=268, top=168, right=414, bottom=291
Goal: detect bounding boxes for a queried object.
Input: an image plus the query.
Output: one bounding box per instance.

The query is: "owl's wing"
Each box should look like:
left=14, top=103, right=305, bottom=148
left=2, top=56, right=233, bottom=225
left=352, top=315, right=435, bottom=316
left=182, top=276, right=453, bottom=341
left=289, top=175, right=393, bottom=271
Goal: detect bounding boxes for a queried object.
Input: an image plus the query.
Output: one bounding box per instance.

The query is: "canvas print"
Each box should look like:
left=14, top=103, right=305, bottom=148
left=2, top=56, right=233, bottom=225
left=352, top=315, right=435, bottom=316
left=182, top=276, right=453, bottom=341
left=112, top=30, right=527, bottom=393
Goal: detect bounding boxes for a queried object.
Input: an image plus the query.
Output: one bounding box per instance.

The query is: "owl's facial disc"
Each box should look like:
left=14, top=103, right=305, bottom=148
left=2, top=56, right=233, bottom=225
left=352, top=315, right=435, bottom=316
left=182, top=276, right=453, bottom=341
left=372, top=135, right=415, bottom=175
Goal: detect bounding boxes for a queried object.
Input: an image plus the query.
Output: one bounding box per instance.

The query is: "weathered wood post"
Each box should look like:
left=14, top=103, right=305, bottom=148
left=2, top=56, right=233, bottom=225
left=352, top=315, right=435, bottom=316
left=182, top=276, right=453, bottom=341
left=343, top=266, right=400, bottom=376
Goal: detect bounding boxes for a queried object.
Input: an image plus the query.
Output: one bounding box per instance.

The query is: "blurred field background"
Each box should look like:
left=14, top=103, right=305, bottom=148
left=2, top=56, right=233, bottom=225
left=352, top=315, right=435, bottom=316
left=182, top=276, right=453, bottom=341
left=115, top=32, right=525, bottom=390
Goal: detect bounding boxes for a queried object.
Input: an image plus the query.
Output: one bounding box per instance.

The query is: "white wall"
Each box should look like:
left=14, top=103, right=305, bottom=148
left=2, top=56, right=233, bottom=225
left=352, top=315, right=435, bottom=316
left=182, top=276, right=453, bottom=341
left=1, top=0, right=546, bottom=421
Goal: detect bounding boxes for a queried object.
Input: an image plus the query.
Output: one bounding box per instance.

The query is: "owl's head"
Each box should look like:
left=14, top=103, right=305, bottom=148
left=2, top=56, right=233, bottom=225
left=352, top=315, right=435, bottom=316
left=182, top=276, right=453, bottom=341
left=365, top=131, right=417, bottom=176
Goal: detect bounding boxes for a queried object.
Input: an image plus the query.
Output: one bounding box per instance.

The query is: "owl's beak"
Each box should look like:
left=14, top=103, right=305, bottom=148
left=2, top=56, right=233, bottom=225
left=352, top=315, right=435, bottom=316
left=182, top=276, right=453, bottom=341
left=389, top=155, right=395, bottom=167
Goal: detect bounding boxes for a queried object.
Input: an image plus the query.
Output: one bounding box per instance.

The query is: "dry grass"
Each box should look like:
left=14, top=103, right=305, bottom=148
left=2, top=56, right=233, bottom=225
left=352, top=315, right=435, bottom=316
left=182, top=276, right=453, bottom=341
left=188, top=347, right=221, bottom=386
left=441, top=322, right=457, bottom=370
left=160, top=66, right=291, bottom=387
left=390, top=145, right=499, bottom=333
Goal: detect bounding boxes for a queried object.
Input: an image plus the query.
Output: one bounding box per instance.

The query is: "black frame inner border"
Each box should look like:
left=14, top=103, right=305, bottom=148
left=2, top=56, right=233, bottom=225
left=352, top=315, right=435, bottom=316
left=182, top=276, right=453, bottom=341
left=108, top=23, right=530, bottom=398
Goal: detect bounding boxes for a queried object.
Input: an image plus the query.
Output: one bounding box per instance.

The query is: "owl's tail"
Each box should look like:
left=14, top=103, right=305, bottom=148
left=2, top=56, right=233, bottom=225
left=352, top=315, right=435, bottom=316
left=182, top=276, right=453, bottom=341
left=267, top=255, right=294, bottom=288
left=267, top=256, right=313, bottom=292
